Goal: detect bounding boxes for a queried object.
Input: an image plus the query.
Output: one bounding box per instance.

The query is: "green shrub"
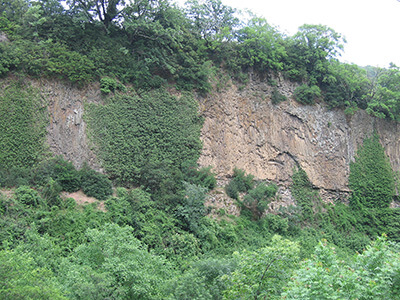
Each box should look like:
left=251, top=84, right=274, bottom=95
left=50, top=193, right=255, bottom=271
left=225, top=168, right=254, bottom=200
left=41, top=178, right=62, bottom=208
left=261, top=214, right=289, bottom=234
left=100, top=77, right=125, bottom=94
left=243, top=182, right=277, bottom=219
left=182, top=162, right=217, bottom=190
left=294, top=84, right=321, bottom=105
left=79, top=165, right=112, bottom=200
left=14, top=186, right=42, bottom=207
left=271, top=87, right=287, bottom=104
left=31, top=156, right=80, bottom=192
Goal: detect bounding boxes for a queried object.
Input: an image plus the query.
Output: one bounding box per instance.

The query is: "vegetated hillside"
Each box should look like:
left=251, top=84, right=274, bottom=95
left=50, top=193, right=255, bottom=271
left=1, top=0, right=400, bottom=299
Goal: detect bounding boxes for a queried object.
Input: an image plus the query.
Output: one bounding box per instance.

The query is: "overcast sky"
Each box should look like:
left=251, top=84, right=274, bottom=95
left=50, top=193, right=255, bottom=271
left=175, top=0, right=400, bottom=68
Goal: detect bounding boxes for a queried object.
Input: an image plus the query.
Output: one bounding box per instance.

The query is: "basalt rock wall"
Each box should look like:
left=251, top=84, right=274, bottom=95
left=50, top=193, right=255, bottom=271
left=198, top=77, right=400, bottom=197
left=39, top=77, right=400, bottom=200
left=34, top=79, right=101, bottom=171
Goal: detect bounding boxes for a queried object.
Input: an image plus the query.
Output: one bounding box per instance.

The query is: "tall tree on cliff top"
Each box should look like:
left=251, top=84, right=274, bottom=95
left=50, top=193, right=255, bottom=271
left=185, top=0, right=239, bottom=48
left=65, top=0, right=126, bottom=28
left=287, top=24, right=346, bottom=84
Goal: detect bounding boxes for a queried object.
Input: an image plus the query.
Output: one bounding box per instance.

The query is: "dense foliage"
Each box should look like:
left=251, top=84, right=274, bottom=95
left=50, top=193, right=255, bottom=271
left=0, top=81, right=47, bottom=170
left=85, top=89, right=203, bottom=188
left=349, top=133, right=396, bottom=209
left=1, top=0, right=400, bottom=299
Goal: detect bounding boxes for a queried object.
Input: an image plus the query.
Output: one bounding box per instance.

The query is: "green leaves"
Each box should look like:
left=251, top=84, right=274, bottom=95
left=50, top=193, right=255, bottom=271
left=0, top=82, right=47, bottom=170
left=0, top=249, right=67, bottom=299
left=349, top=133, right=395, bottom=209
left=86, top=89, right=203, bottom=186
left=294, top=84, right=321, bottom=105
left=59, top=223, right=173, bottom=299
left=237, top=18, right=286, bottom=72
left=283, top=236, right=400, bottom=299
left=223, top=235, right=300, bottom=299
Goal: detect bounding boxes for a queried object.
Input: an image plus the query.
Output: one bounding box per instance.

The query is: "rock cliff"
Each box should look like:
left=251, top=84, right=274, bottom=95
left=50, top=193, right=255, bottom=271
left=197, top=76, right=400, bottom=201
left=40, top=77, right=400, bottom=202
left=35, top=79, right=101, bottom=171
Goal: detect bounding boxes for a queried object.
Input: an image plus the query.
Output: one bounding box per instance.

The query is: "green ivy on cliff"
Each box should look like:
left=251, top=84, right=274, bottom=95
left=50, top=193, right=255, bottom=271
left=290, top=166, right=321, bottom=222
left=0, top=81, right=47, bottom=170
left=85, top=89, right=203, bottom=186
left=349, top=133, right=395, bottom=209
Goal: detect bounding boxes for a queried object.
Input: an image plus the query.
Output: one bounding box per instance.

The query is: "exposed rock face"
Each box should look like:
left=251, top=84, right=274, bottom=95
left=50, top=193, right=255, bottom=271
left=39, top=77, right=400, bottom=201
left=35, top=80, right=101, bottom=170
left=198, top=77, right=400, bottom=197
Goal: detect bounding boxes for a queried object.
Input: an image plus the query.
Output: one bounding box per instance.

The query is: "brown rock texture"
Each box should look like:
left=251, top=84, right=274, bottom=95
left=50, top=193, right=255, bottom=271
left=34, top=79, right=101, bottom=171
left=37, top=77, right=400, bottom=201
left=198, top=77, right=400, bottom=195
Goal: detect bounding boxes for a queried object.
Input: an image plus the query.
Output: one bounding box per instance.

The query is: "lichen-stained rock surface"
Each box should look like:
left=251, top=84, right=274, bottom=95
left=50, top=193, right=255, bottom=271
left=198, top=77, right=400, bottom=193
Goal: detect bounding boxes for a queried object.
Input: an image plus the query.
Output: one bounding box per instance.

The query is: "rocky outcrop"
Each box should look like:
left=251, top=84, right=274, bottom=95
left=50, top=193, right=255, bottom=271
left=35, top=79, right=101, bottom=171
left=38, top=76, right=400, bottom=203
left=198, top=77, right=400, bottom=199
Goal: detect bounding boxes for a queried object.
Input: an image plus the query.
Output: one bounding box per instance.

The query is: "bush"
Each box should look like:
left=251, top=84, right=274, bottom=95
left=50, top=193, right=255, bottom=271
left=100, top=77, right=125, bottom=94
left=225, top=168, right=254, bottom=200
left=243, top=183, right=277, bottom=219
left=14, top=186, right=42, bottom=207
left=31, top=156, right=80, bottom=192
left=271, top=88, right=287, bottom=104
left=79, top=166, right=112, bottom=200
left=182, top=162, right=217, bottom=190
left=41, top=178, right=62, bottom=208
left=294, top=84, right=321, bottom=105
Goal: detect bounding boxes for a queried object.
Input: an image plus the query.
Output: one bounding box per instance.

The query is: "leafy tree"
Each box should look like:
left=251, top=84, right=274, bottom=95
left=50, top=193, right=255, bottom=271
left=323, top=61, right=370, bottom=109
left=236, top=17, right=286, bottom=72
left=0, top=249, right=67, bottom=299
left=59, top=223, right=174, bottom=299
left=286, top=24, right=346, bottom=84
left=283, top=236, right=400, bottom=299
left=223, top=235, right=300, bottom=299
left=366, top=64, right=400, bottom=120
left=176, top=182, right=209, bottom=235
left=185, top=0, right=239, bottom=48
left=65, top=0, right=126, bottom=29
left=349, top=133, right=395, bottom=209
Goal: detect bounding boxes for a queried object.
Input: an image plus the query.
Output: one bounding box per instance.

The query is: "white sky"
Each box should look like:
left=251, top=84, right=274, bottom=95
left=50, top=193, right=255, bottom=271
left=175, top=0, right=400, bottom=68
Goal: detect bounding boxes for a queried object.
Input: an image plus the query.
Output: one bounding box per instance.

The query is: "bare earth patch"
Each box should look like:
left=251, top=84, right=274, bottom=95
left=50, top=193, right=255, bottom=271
left=62, top=190, right=106, bottom=212
left=0, top=189, right=13, bottom=199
